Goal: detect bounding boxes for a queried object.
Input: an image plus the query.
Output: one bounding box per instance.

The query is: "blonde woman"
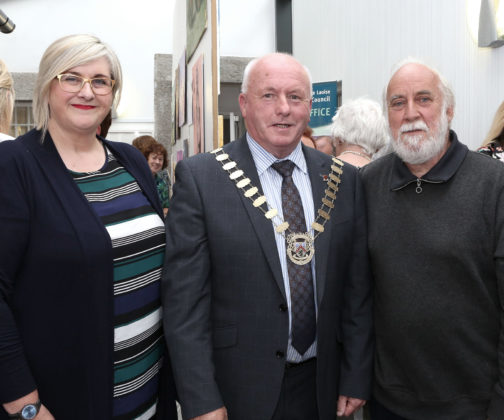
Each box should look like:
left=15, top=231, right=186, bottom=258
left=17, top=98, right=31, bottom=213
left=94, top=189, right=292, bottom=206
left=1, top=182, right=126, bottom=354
left=0, top=35, right=176, bottom=420
left=0, top=59, right=14, bottom=140
left=477, top=101, right=504, bottom=160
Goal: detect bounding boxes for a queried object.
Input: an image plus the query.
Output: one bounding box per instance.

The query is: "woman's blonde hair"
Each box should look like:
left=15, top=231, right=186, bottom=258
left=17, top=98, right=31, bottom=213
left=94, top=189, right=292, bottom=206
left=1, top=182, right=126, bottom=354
left=33, top=34, right=122, bottom=138
left=481, top=102, right=504, bottom=147
left=0, top=59, right=15, bottom=134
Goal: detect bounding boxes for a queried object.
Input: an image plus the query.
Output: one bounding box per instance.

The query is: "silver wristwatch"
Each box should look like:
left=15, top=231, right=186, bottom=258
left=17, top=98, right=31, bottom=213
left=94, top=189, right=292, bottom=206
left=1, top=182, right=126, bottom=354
left=7, top=400, right=41, bottom=420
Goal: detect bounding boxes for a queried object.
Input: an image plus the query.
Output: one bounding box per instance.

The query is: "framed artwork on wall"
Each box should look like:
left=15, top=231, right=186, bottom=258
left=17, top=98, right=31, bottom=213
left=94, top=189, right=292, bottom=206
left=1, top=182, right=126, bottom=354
left=178, top=50, right=186, bottom=127
left=192, top=54, right=204, bottom=154
left=174, top=67, right=180, bottom=140
left=187, top=0, right=207, bottom=61
left=183, top=139, right=189, bottom=158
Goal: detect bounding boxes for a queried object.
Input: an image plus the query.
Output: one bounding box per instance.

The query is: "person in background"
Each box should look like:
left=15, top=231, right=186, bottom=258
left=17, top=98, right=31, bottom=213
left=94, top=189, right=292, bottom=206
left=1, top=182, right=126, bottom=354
left=136, top=135, right=170, bottom=217
left=132, top=135, right=172, bottom=194
left=313, top=135, right=336, bottom=156
left=132, top=133, right=156, bottom=153
left=132, top=134, right=155, bottom=152
left=361, top=58, right=504, bottom=419
left=301, top=125, right=316, bottom=148
left=0, top=34, right=177, bottom=420
left=331, top=97, right=389, bottom=168
left=163, top=52, right=373, bottom=420
left=477, top=101, right=504, bottom=160
left=0, top=59, right=15, bottom=141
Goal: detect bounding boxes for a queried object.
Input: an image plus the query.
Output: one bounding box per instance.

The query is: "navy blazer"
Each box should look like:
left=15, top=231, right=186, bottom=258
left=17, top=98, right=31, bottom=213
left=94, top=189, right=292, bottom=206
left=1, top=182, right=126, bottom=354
left=0, top=129, right=176, bottom=419
left=163, top=135, right=373, bottom=420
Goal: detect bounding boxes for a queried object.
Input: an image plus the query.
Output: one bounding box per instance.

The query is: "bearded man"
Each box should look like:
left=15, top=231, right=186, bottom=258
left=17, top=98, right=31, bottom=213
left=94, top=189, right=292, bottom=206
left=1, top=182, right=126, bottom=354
left=361, top=59, right=504, bottom=420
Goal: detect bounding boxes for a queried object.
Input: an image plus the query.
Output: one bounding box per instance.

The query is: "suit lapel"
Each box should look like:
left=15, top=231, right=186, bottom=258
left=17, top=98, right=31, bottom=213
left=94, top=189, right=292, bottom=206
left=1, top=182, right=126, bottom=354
left=304, top=147, right=332, bottom=307
left=224, top=137, right=286, bottom=300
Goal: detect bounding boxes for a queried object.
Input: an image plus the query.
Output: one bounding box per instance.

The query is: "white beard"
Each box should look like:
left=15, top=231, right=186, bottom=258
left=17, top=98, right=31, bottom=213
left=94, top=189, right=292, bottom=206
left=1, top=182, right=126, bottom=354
left=392, top=111, right=449, bottom=165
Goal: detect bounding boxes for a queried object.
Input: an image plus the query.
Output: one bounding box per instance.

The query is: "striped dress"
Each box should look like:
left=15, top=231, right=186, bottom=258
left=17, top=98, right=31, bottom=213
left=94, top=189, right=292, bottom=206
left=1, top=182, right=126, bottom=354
left=71, top=147, right=165, bottom=420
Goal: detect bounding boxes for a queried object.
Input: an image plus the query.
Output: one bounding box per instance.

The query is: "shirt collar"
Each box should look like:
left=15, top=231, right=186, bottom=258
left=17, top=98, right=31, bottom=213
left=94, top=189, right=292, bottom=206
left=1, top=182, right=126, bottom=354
left=390, top=130, right=468, bottom=190
left=246, top=132, right=308, bottom=175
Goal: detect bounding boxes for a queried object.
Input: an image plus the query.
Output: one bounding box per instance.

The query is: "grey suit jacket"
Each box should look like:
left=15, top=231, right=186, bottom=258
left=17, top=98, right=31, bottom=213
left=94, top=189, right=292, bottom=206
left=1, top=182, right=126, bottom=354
left=162, top=135, right=373, bottom=420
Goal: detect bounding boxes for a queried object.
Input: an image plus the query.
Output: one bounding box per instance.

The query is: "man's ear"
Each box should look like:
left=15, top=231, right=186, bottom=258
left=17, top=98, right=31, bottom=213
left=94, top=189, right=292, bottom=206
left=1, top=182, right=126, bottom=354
left=446, top=106, right=454, bottom=124
left=239, top=93, right=247, bottom=118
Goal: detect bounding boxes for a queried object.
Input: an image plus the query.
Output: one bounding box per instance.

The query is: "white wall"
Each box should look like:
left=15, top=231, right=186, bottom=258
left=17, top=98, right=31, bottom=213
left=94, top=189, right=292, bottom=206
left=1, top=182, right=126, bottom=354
left=0, top=0, right=174, bottom=137
left=219, top=0, right=276, bottom=56
left=292, top=0, right=504, bottom=149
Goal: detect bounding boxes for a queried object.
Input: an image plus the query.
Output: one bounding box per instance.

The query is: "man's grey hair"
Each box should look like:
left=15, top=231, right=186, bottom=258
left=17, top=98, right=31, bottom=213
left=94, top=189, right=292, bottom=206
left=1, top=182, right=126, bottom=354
left=331, top=97, right=389, bottom=156
left=382, top=57, right=455, bottom=115
left=241, top=53, right=313, bottom=99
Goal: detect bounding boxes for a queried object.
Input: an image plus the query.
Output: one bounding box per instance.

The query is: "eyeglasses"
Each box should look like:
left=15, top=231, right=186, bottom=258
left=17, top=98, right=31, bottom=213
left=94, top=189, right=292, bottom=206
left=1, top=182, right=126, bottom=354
left=55, top=74, right=115, bottom=95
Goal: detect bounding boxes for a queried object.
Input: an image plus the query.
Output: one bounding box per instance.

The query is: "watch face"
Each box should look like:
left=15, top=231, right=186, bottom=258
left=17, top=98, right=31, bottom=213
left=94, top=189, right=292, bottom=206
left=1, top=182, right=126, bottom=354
left=21, top=405, right=38, bottom=420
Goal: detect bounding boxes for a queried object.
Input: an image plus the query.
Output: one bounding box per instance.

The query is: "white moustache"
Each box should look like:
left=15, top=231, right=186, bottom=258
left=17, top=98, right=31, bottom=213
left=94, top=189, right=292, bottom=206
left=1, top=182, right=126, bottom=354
left=400, top=121, right=429, bottom=134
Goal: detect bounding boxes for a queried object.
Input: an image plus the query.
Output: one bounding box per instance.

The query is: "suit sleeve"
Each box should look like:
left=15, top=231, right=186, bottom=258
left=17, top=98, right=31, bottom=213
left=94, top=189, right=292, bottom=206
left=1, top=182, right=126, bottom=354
left=0, top=143, right=37, bottom=403
left=162, top=158, right=224, bottom=419
left=339, top=170, right=374, bottom=400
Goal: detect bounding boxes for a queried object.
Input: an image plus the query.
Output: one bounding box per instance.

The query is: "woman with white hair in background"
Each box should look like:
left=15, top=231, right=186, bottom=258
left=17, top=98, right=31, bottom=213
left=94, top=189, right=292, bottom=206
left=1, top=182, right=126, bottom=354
left=0, top=35, right=177, bottom=420
left=331, top=97, right=389, bottom=168
left=0, top=59, right=14, bottom=141
left=331, top=97, right=388, bottom=420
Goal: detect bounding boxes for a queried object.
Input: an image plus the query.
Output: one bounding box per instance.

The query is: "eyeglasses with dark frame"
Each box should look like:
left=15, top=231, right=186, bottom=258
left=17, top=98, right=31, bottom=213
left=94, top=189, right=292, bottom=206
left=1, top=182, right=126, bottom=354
left=55, top=74, right=115, bottom=95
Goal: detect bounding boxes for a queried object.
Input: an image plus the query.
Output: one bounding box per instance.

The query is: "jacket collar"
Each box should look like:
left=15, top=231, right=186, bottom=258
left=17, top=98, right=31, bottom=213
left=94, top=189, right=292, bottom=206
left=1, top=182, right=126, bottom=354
left=20, top=129, right=163, bottom=219
left=390, top=130, right=468, bottom=191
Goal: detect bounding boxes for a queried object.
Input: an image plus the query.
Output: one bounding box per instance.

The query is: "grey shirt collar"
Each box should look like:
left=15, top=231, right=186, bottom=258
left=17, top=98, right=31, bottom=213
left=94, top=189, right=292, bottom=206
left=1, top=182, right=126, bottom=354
left=390, top=130, right=468, bottom=191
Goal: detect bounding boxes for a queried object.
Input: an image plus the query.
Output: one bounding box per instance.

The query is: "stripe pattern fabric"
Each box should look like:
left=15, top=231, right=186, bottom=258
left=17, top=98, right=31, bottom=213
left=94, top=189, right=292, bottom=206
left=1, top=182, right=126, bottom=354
left=71, top=148, right=165, bottom=420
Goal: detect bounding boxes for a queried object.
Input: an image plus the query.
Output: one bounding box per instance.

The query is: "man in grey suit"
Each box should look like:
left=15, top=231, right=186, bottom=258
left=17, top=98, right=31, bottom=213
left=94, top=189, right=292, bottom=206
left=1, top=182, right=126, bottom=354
left=162, top=53, right=373, bottom=420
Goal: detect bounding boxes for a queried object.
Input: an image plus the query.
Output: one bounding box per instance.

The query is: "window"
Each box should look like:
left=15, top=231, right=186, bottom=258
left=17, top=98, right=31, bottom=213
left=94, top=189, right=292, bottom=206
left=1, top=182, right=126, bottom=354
left=9, top=101, right=36, bottom=138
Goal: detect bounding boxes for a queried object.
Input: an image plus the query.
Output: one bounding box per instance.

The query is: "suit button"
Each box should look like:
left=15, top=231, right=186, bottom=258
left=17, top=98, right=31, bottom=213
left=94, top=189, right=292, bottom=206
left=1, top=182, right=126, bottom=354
left=276, top=351, right=285, bottom=359
left=279, top=303, right=287, bottom=312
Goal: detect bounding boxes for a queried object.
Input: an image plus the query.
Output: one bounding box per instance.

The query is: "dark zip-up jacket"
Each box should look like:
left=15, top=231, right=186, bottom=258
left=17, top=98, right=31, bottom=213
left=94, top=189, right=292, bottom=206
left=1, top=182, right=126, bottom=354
left=361, top=131, right=504, bottom=419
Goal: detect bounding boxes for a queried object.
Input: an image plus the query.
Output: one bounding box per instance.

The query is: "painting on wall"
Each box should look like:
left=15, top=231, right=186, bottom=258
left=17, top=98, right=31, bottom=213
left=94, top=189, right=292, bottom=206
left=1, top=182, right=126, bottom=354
left=171, top=153, right=177, bottom=183
left=171, top=71, right=177, bottom=145
left=178, top=50, right=186, bottom=127
left=192, top=54, right=204, bottom=155
left=186, top=0, right=207, bottom=62
left=183, top=139, right=189, bottom=158
left=174, top=67, right=180, bottom=140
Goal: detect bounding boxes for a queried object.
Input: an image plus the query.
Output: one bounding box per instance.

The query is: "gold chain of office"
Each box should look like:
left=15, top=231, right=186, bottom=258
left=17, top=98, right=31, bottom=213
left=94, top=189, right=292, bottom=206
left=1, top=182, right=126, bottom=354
left=211, top=147, right=344, bottom=265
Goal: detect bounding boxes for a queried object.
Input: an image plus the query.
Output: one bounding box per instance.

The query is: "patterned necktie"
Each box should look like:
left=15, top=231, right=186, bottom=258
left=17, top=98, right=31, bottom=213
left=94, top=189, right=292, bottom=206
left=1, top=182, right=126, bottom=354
left=272, top=160, right=316, bottom=355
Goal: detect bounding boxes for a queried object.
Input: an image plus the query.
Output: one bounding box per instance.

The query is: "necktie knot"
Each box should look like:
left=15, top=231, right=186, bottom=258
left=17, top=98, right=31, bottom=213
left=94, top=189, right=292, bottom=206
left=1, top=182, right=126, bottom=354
left=272, top=160, right=296, bottom=178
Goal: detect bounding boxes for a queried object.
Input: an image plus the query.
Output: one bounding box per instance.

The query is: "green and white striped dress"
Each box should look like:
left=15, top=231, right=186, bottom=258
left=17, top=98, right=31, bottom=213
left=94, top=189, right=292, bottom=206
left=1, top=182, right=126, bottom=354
left=72, top=147, right=165, bottom=420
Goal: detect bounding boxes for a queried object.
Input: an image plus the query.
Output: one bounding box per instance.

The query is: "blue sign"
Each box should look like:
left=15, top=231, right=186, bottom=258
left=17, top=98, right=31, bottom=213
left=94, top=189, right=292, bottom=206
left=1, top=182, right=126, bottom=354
left=309, top=81, right=339, bottom=136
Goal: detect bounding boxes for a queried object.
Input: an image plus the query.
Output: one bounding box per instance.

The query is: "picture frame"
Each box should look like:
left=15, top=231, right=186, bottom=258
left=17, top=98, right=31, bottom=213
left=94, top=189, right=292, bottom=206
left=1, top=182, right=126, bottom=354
left=186, top=0, right=207, bottom=62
